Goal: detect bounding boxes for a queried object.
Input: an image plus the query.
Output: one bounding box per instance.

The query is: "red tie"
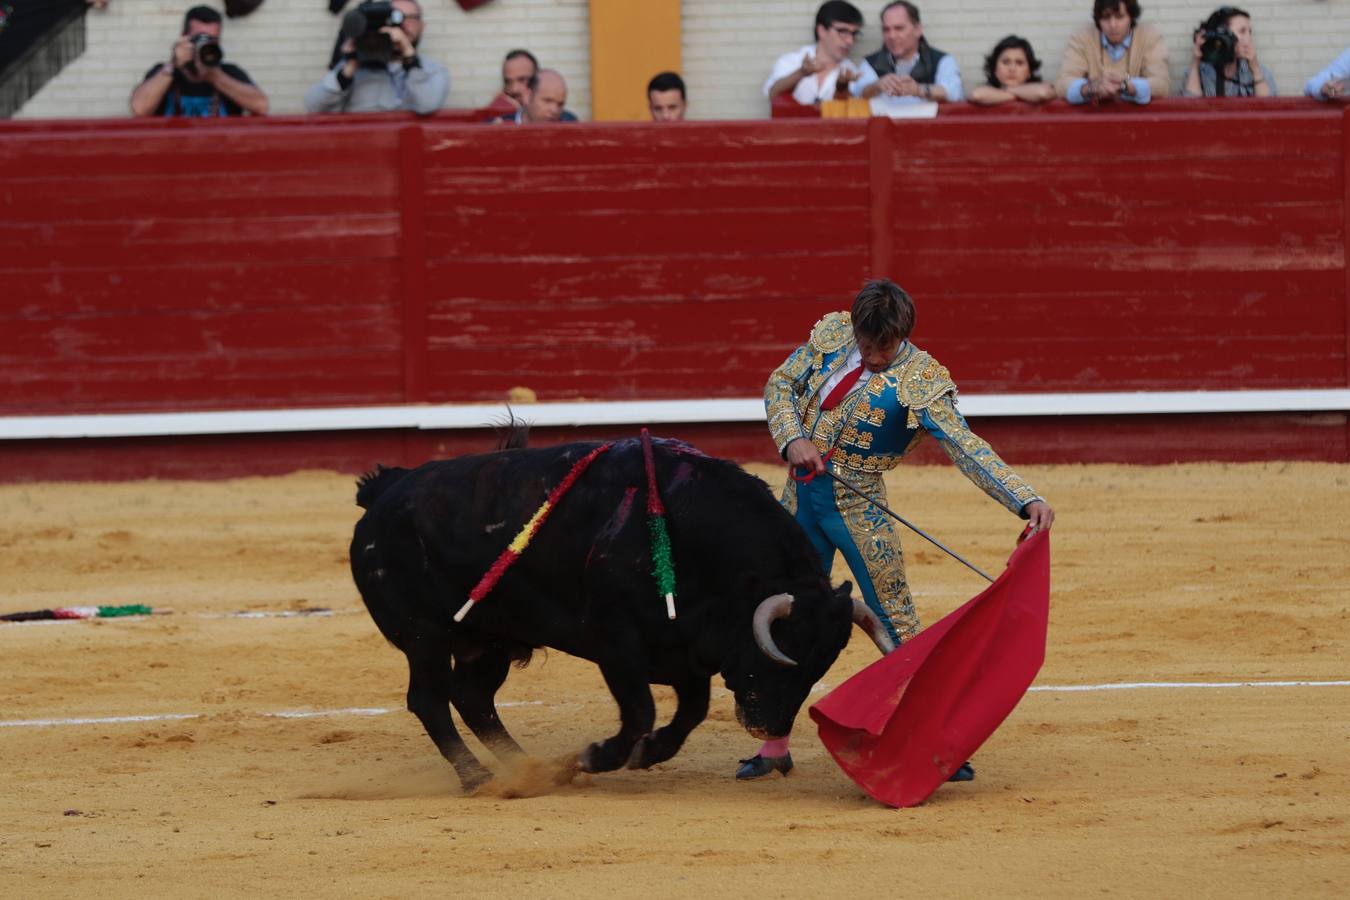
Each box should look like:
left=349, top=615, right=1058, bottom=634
left=821, top=364, right=864, bottom=410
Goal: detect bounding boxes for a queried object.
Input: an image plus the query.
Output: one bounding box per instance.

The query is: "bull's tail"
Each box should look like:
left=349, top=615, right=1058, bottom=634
left=355, top=465, right=411, bottom=509
left=495, top=407, right=530, bottom=451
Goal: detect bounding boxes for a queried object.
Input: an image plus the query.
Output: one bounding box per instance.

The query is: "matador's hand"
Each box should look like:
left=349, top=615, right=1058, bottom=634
left=1024, top=500, right=1055, bottom=532
left=786, top=438, right=825, bottom=474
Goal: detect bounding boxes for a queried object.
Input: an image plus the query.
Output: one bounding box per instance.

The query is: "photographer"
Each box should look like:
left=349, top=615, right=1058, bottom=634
left=304, top=0, right=448, bottom=115
left=130, top=5, right=268, bottom=117
left=1183, top=7, right=1274, bottom=97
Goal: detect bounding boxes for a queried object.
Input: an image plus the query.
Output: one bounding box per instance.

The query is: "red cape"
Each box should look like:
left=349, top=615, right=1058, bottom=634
left=809, top=529, right=1051, bottom=808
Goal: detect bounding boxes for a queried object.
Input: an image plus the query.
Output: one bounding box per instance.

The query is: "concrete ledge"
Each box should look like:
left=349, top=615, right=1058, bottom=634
left=4, top=389, right=1348, bottom=441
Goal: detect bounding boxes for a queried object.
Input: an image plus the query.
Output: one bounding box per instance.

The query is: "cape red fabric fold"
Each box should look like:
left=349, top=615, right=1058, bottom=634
left=809, top=529, right=1051, bottom=808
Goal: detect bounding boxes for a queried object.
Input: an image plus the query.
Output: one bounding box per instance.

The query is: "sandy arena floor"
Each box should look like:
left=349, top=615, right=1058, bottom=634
left=1, top=459, right=1348, bottom=897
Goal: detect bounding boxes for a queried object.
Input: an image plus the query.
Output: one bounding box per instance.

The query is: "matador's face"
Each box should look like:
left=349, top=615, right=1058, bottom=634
left=855, top=332, right=902, bottom=372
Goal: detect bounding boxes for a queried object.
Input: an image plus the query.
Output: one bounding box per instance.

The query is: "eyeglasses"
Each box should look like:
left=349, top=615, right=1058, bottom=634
left=830, top=25, right=861, bottom=38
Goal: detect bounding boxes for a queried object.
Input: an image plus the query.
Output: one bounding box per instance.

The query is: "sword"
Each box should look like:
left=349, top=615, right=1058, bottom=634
left=821, top=468, right=995, bottom=583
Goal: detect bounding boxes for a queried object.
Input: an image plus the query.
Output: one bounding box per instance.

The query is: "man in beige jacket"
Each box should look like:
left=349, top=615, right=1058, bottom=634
left=1056, top=0, right=1169, bottom=105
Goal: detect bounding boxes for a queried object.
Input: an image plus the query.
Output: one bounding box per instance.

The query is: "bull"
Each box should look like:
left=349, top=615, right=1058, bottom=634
left=349, top=430, right=891, bottom=791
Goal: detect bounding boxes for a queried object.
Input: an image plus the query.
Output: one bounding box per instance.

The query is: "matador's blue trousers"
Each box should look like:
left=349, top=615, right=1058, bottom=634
left=787, top=463, right=920, bottom=647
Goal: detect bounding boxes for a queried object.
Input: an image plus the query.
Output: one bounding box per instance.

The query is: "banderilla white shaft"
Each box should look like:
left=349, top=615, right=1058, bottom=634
left=824, top=469, right=995, bottom=583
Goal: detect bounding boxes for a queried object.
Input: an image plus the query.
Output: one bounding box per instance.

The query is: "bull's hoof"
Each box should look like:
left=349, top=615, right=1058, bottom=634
left=625, top=734, right=661, bottom=770
left=581, top=737, right=645, bottom=773
left=577, top=741, right=615, bottom=773
left=459, top=770, right=493, bottom=794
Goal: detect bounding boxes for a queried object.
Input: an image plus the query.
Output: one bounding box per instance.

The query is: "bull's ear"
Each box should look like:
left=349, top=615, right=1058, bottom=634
left=833, top=580, right=853, bottom=599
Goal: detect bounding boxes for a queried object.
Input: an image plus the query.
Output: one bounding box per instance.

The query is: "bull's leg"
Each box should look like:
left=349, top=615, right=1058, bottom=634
left=405, top=642, right=492, bottom=792
left=448, top=647, right=525, bottom=760
left=626, top=676, right=710, bottom=770
left=579, top=658, right=656, bottom=773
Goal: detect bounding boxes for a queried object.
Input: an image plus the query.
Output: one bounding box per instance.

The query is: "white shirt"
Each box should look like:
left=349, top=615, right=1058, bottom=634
left=764, top=44, right=861, bottom=105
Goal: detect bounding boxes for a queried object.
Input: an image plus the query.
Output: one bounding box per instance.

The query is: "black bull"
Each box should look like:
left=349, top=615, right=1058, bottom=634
left=349, top=436, right=891, bottom=791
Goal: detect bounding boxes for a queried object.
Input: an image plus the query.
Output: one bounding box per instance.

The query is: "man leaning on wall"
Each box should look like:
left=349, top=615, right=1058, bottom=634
left=851, top=1, right=962, bottom=104
left=304, top=0, right=448, bottom=115
left=1056, top=0, right=1169, bottom=105
left=764, top=1, right=864, bottom=106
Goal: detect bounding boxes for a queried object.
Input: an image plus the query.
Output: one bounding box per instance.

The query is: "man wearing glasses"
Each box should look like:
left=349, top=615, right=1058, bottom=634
left=763, top=1, right=864, bottom=105
left=305, top=0, right=448, bottom=114
left=852, top=1, right=963, bottom=104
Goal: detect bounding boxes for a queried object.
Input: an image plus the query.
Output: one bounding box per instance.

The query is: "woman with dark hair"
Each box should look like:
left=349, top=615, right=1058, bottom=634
left=1183, top=6, right=1274, bottom=97
left=970, top=35, right=1056, bottom=105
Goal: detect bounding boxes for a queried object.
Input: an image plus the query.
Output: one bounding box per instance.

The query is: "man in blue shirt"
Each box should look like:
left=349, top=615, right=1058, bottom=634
left=1055, top=0, right=1170, bottom=105
left=851, top=1, right=962, bottom=104
left=1305, top=47, right=1350, bottom=100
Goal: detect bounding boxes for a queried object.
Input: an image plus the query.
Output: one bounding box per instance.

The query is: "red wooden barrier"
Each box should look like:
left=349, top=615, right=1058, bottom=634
left=1, top=103, right=1347, bottom=479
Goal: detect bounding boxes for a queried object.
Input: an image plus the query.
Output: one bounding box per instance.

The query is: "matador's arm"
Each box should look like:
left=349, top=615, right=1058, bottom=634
left=917, top=395, right=1043, bottom=518
left=764, top=342, right=816, bottom=457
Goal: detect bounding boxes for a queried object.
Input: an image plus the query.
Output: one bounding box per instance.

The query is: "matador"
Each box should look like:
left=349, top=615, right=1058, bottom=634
left=736, top=278, right=1055, bottom=781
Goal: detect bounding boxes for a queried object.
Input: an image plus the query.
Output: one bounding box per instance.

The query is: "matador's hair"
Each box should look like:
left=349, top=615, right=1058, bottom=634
left=851, top=279, right=915, bottom=345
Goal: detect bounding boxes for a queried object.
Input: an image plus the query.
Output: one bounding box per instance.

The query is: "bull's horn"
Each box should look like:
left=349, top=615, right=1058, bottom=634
left=851, top=599, right=896, bottom=656
left=752, top=593, right=797, bottom=668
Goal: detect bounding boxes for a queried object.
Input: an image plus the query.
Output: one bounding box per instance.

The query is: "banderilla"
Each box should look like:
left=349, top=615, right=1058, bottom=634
left=823, top=469, right=995, bottom=583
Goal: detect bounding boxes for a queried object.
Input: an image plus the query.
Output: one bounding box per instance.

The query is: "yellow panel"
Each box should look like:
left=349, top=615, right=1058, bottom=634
left=589, top=0, right=682, bottom=122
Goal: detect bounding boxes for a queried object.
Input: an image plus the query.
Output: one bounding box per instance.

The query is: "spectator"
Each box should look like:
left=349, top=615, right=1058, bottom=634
left=763, top=1, right=864, bottom=105
left=304, top=0, right=448, bottom=115
left=1304, top=47, right=1350, bottom=101
left=130, top=5, right=267, bottom=117
left=647, top=71, right=686, bottom=121
left=969, top=35, right=1055, bottom=106
left=491, top=68, right=574, bottom=123
left=493, top=48, right=537, bottom=109
left=852, top=2, right=962, bottom=104
left=1056, top=0, right=1169, bottom=105
left=1183, top=7, right=1274, bottom=97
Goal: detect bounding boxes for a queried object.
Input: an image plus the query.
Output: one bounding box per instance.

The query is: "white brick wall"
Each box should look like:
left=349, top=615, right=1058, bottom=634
left=15, top=0, right=591, bottom=119
left=12, top=0, right=1350, bottom=120
left=682, top=0, right=1350, bottom=119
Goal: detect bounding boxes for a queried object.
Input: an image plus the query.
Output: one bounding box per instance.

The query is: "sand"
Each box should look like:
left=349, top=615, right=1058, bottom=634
left=2, top=460, right=1348, bottom=897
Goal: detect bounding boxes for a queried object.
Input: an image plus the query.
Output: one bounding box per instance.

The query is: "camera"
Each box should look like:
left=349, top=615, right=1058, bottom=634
left=1198, top=24, right=1237, bottom=68
left=190, top=33, right=223, bottom=68
left=341, top=1, right=405, bottom=66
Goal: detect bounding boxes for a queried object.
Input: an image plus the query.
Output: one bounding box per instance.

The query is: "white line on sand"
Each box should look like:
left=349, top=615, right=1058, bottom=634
left=1029, top=680, right=1350, bottom=692
left=0, top=684, right=1344, bottom=730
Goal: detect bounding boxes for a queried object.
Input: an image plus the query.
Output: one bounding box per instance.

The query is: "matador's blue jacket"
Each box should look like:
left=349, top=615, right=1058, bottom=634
left=765, top=312, right=1042, bottom=516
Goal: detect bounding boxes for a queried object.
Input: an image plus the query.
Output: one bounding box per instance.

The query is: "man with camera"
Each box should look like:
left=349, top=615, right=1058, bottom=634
left=130, top=5, right=268, bottom=117
left=1056, top=0, right=1169, bottom=105
left=304, top=0, right=448, bottom=115
left=1183, top=7, right=1274, bottom=97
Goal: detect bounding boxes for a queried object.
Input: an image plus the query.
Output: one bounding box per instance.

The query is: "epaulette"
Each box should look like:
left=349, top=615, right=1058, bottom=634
left=896, top=349, right=957, bottom=411
left=809, top=312, right=852, bottom=354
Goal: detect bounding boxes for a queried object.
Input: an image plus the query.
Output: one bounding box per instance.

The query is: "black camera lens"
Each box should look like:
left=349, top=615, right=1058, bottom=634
left=191, top=33, right=223, bottom=67
left=1200, top=27, right=1236, bottom=68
